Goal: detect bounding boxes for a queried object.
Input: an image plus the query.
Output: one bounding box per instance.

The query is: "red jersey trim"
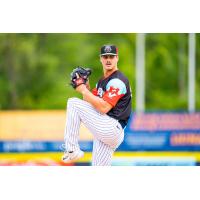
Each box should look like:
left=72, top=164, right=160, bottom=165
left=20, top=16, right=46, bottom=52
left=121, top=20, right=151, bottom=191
left=92, top=88, right=98, bottom=96
left=103, top=91, right=124, bottom=107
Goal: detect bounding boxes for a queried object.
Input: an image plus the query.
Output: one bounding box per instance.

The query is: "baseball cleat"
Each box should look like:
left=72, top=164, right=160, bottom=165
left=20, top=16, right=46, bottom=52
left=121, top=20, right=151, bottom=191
left=62, top=149, right=84, bottom=163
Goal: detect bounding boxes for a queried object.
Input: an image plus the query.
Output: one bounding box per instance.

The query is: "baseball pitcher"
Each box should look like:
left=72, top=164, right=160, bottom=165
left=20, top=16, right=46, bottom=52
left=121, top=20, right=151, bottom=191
left=62, top=44, right=132, bottom=166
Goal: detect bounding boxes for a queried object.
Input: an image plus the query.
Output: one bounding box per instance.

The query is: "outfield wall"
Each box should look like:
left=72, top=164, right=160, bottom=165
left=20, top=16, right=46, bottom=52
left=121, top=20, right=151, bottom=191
left=0, top=110, right=93, bottom=141
left=0, top=111, right=200, bottom=166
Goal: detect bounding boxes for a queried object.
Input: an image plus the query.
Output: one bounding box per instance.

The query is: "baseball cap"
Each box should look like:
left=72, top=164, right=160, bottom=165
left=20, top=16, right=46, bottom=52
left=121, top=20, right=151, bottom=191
left=100, top=45, right=118, bottom=56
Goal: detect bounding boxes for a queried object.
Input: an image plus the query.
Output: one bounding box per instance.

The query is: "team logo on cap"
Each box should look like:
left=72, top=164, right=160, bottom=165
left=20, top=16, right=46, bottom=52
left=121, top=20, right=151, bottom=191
left=104, top=46, right=112, bottom=53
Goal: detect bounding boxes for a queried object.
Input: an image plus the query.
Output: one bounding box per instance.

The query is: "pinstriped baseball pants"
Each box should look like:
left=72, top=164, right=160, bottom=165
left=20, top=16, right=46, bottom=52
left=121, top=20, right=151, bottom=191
left=64, top=97, right=124, bottom=166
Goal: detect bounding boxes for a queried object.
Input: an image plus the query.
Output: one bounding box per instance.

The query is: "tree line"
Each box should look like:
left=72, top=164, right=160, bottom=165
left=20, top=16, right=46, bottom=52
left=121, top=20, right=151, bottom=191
left=0, top=33, right=199, bottom=110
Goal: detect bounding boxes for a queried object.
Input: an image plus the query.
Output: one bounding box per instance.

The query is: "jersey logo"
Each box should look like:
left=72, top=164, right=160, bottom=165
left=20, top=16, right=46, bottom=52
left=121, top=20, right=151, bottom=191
left=108, top=87, right=119, bottom=98
left=108, top=93, right=117, bottom=98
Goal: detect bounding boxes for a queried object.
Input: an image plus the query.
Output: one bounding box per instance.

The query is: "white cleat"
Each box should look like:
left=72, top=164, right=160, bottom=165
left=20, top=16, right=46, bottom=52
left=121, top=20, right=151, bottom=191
left=62, top=149, right=84, bottom=163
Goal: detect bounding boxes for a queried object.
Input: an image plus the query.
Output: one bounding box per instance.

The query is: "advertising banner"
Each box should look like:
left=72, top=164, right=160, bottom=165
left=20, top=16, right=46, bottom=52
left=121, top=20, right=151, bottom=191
left=122, top=112, right=200, bottom=151
left=0, top=112, right=200, bottom=152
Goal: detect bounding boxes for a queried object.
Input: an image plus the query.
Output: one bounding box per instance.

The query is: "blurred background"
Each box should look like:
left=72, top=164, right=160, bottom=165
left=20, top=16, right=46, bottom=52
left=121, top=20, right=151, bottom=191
left=0, top=33, right=200, bottom=166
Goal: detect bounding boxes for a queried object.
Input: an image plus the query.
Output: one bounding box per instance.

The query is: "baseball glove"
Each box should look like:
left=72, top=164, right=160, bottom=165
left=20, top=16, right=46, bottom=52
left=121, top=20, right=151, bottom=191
left=70, top=66, right=92, bottom=89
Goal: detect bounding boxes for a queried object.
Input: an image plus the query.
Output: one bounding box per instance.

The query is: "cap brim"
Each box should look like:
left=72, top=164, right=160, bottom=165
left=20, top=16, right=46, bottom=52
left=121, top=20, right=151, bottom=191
left=100, top=53, right=117, bottom=56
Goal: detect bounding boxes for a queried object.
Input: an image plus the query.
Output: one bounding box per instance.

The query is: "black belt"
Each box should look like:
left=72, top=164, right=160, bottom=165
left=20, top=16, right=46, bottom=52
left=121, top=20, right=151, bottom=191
left=118, top=120, right=126, bottom=129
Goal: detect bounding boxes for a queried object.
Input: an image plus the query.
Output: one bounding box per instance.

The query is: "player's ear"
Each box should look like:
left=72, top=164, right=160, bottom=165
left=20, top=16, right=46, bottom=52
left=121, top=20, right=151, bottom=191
left=116, top=55, right=119, bottom=61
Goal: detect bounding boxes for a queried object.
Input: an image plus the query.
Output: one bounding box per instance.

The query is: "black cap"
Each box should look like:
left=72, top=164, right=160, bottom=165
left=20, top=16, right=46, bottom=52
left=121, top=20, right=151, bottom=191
left=100, top=45, right=118, bottom=56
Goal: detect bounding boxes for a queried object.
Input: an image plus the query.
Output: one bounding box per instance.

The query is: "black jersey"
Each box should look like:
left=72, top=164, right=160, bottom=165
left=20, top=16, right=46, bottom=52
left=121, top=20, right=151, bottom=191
left=92, top=70, right=132, bottom=128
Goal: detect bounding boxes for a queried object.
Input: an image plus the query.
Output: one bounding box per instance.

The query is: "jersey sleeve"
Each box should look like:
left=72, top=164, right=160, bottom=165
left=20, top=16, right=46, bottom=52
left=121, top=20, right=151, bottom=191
left=102, top=78, right=127, bottom=107
left=92, top=83, right=98, bottom=96
left=92, top=88, right=98, bottom=96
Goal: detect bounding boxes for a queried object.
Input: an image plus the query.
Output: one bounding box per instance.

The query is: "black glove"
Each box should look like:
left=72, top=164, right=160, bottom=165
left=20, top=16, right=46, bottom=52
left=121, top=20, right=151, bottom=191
left=70, top=66, right=92, bottom=89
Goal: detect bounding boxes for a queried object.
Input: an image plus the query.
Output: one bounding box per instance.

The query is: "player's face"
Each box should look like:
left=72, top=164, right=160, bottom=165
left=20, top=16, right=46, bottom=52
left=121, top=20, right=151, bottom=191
left=100, top=55, right=119, bottom=71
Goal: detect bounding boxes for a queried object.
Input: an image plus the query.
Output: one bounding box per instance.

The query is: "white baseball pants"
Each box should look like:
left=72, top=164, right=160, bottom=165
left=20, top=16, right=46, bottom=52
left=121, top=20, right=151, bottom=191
left=64, top=97, right=124, bottom=166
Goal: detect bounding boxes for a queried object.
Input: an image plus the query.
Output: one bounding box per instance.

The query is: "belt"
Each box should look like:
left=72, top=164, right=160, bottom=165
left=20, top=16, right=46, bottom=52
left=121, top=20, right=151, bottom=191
left=118, top=120, right=126, bottom=129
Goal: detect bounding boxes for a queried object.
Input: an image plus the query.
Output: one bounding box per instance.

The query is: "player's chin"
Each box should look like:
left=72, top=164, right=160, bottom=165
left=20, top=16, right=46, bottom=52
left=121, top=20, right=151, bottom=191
left=105, top=65, right=113, bottom=70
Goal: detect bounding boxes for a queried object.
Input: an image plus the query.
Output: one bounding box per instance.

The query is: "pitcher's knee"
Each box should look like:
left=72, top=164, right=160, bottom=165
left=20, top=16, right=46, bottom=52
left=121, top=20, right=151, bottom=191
left=111, top=134, right=124, bottom=151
